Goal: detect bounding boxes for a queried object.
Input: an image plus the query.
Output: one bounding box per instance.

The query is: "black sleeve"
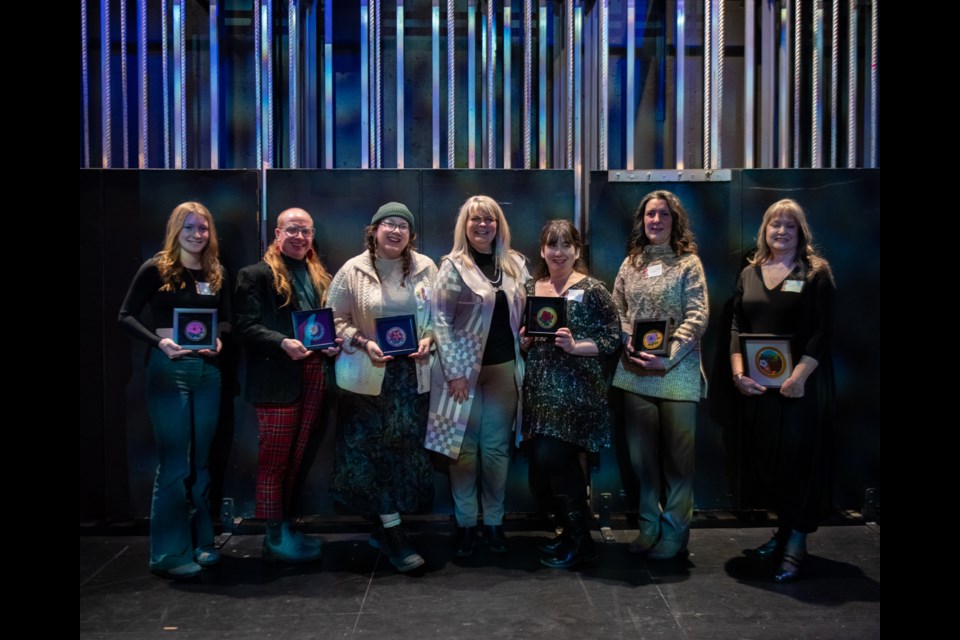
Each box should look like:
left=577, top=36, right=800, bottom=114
left=118, top=260, right=162, bottom=346
left=234, top=266, right=288, bottom=355
left=729, top=269, right=747, bottom=356
left=802, top=269, right=835, bottom=362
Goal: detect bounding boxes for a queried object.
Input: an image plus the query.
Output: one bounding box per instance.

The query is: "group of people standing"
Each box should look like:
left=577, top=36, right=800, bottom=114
left=119, top=191, right=835, bottom=585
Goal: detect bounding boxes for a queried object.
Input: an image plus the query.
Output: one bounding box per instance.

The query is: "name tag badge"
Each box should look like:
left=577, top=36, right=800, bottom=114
left=196, top=282, right=214, bottom=296
left=566, top=289, right=584, bottom=303
left=646, top=263, right=664, bottom=278
left=781, top=279, right=804, bottom=293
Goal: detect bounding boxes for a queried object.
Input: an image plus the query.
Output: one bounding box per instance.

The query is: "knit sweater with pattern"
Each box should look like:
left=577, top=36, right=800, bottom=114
left=611, top=244, right=709, bottom=402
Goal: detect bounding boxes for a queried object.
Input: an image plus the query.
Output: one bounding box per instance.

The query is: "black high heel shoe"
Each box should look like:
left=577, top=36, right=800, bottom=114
left=774, top=552, right=804, bottom=583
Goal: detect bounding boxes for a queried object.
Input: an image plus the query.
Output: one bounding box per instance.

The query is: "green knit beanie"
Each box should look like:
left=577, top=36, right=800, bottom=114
left=371, top=202, right=414, bottom=228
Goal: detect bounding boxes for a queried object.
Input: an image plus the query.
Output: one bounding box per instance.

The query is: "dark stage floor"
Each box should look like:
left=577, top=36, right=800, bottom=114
left=80, top=518, right=880, bottom=639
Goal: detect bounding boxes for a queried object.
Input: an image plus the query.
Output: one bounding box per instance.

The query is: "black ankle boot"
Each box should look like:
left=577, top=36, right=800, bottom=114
left=381, top=525, right=425, bottom=572
left=454, top=526, right=478, bottom=557
left=484, top=524, right=508, bottom=554
left=540, top=497, right=597, bottom=569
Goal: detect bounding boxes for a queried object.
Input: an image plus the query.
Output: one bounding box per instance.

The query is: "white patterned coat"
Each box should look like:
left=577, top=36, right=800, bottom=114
left=425, top=253, right=529, bottom=459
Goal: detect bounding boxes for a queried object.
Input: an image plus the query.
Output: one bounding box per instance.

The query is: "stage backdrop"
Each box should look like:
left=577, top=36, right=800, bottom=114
left=83, top=168, right=879, bottom=522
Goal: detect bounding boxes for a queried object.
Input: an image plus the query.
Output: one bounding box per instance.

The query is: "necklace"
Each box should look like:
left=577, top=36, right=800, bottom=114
left=486, top=267, right=503, bottom=292
left=184, top=267, right=210, bottom=295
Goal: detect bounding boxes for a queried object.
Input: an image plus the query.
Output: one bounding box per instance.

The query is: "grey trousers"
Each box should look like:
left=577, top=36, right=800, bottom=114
left=623, top=391, right=697, bottom=548
left=449, top=360, right=518, bottom=527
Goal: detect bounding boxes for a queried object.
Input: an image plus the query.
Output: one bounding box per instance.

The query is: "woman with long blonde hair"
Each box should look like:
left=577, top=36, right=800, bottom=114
left=426, top=195, right=529, bottom=557
left=731, top=199, right=835, bottom=582
left=118, top=201, right=230, bottom=579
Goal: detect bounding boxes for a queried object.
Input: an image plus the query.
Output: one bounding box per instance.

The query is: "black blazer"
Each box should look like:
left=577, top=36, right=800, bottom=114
left=234, top=260, right=321, bottom=403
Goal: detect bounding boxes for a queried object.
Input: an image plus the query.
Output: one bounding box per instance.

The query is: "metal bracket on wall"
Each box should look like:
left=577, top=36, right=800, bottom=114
left=609, top=169, right=732, bottom=182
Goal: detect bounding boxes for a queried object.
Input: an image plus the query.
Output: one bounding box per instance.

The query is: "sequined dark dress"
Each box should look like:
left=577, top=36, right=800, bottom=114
left=521, top=276, right=620, bottom=452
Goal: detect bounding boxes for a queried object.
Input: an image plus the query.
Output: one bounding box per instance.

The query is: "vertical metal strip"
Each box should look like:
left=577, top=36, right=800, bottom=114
left=715, top=0, right=723, bottom=168
left=812, top=0, right=822, bottom=168
left=538, top=0, right=547, bottom=168
left=304, top=1, right=318, bottom=167
left=778, top=1, right=789, bottom=167
left=398, top=0, right=406, bottom=169
left=80, top=0, right=90, bottom=168
left=869, top=0, right=877, bottom=167
left=324, top=0, right=333, bottom=168
left=676, top=0, right=686, bottom=170
left=486, top=0, right=495, bottom=169
left=599, top=0, right=608, bottom=170
left=137, top=0, right=148, bottom=167
left=265, top=0, right=275, bottom=168
left=846, top=0, right=856, bottom=167
left=100, top=0, right=111, bottom=167
left=288, top=0, right=298, bottom=168
left=760, top=0, right=773, bottom=168
left=374, top=0, right=382, bottom=168
left=744, top=0, right=754, bottom=168
left=120, top=0, right=129, bottom=167
left=481, top=8, right=486, bottom=165
left=211, top=0, right=220, bottom=169
left=361, top=0, right=370, bottom=168
left=504, top=1, right=512, bottom=168
left=565, top=0, right=573, bottom=169
left=432, top=0, right=440, bottom=168
left=173, top=0, right=185, bottom=168
left=447, top=0, right=455, bottom=168
left=523, top=0, right=532, bottom=168
left=468, top=0, right=476, bottom=167
left=254, top=0, right=262, bottom=168
left=702, top=0, right=710, bottom=170
left=830, top=0, right=838, bottom=167
left=793, top=0, right=800, bottom=167
left=625, top=0, right=634, bottom=170
left=82, top=0, right=90, bottom=167
left=573, top=0, right=582, bottom=227
left=162, top=0, right=171, bottom=167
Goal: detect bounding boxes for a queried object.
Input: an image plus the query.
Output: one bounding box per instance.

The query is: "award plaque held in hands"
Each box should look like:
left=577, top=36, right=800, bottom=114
left=631, top=317, right=672, bottom=357
left=291, top=308, right=337, bottom=350
left=173, top=308, right=218, bottom=350
left=375, top=314, right=419, bottom=356
left=525, top=296, right=567, bottom=337
left=739, top=334, right=794, bottom=388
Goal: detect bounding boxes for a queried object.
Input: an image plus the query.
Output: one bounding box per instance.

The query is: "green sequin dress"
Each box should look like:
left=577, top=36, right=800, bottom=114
left=521, top=276, right=620, bottom=452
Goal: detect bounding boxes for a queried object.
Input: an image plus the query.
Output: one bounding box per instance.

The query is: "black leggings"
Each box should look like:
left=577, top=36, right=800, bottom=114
left=532, top=435, right=587, bottom=502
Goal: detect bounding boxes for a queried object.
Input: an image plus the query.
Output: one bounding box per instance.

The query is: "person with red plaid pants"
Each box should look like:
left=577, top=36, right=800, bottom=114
left=235, top=207, right=342, bottom=563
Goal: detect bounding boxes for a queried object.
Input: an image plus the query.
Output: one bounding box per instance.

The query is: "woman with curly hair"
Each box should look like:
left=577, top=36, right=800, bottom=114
left=612, top=190, right=709, bottom=561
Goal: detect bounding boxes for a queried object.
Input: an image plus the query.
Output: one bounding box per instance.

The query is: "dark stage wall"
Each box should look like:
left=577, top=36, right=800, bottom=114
left=82, top=168, right=879, bottom=522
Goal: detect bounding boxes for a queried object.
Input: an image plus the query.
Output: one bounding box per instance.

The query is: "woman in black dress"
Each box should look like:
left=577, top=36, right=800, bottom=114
left=521, top=220, right=620, bottom=568
left=730, top=198, right=835, bottom=582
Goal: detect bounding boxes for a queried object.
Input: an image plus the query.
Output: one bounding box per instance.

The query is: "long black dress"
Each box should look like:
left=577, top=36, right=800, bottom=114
left=730, top=263, right=835, bottom=533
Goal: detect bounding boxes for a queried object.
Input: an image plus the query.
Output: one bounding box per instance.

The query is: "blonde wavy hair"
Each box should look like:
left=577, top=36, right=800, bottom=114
left=446, top=195, right=524, bottom=280
left=750, top=198, right=833, bottom=281
left=154, top=201, right=224, bottom=293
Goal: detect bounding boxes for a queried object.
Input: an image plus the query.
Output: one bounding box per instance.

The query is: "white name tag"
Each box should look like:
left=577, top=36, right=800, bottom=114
left=781, top=279, right=804, bottom=293
left=566, top=289, right=584, bottom=302
left=646, top=263, right=663, bottom=278
left=196, top=282, right=213, bottom=295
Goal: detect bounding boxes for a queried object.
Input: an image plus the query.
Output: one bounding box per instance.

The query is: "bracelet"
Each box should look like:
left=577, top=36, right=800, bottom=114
left=733, top=372, right=745, bottom=382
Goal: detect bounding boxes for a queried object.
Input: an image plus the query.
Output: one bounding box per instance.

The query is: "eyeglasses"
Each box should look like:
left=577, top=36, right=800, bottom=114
left=379, top=221, right=410, bottom=233
left=281, top=225, right=315, bottom=237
